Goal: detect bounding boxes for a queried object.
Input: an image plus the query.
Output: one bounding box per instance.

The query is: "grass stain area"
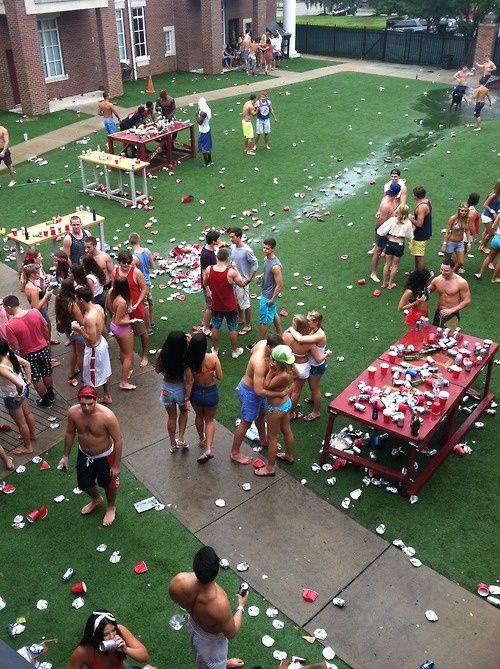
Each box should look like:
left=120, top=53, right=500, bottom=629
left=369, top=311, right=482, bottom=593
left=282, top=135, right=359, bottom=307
left=0, top=445, right=341, bottom=668
left=1, top=109, right=92, bottom=147
left=1, top=70, right=499, bottom=602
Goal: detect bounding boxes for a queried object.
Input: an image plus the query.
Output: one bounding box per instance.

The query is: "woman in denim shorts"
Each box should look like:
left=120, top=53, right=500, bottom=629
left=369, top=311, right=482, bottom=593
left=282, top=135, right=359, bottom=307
left=0, top=338, right=36, bottom=465
left=185, top=332, right=222, bottom=463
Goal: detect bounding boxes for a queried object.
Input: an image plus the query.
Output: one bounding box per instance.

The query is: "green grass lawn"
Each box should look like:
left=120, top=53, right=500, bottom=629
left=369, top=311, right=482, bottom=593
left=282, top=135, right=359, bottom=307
left=1, top=109, right=92, bottom=147
left=279, top=56, right=341, bottom=72
left=1, top=71, right=499, bottom=605
left=0, top=445, right=338, bottom=668
left=297, top=14, right=388, bottom=29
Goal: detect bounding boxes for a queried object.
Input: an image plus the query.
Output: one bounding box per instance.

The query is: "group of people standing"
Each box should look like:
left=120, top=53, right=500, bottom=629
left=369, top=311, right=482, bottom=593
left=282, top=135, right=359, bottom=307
left=223, top=29, right=283, bottom=76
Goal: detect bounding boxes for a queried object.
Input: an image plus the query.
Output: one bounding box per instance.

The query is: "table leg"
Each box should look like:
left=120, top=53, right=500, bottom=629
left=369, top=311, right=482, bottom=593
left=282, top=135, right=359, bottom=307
left=93, top=164, right=99, bottom=189
left=130, top=171, right=137, bottom=207
left=142, top=168, right=148, bottom=200
left=320, top=409, right=338, bottom=465
left=98, top=221, right=105, bottom=252
left=107, top=137, right=114, bottom=155
left=79, top=159, right=88, bottom=192
left=483, top=355, right=496, bottom=398
left=118, top=168, right=124, bottom=198
left=14, top=241, right=22, bottom=268
left=190, top=125, right=195, bottom=157
left=104, top=166, right=112, bottom=201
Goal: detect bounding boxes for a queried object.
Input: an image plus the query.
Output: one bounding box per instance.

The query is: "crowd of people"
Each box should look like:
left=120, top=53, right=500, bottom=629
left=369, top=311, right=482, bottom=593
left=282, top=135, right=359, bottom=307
left=223, top=29, right=283, bottom=75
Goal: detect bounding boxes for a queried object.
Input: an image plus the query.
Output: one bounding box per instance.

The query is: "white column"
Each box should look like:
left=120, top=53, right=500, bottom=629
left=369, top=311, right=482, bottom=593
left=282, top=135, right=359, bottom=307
left=283, top=0, right=299, bottom=58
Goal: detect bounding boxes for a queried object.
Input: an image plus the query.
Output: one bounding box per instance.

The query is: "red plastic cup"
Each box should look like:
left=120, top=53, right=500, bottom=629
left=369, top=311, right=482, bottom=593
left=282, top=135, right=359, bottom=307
left=383, top=409, right=392, bottom=424
left=43, top=230, right=49, bottom=237
left=428, top=332, right=437, bottom=344
left=431, top=400, right=441, bottom=416
left=453, top=444, right=465, bottom=456
left=380, top=362, right=389, bottom=376
left=367, top=366, right=376, bottom=379
left=65, top=224, right=70, bottom=232
left=39, top=504, right=48, bottom=520
left=388, top=351, right=397, bottom=364
left=71, top=581, right=87, bottom=595
left=477, top=582, right=490, bottom=597
left=438, top=390, right=449, bottom=407
left=11, top=229, right=17, bottom=237
left=451, top=366, right=462, bottom=379
left=27, top=509, right=40, bottom=523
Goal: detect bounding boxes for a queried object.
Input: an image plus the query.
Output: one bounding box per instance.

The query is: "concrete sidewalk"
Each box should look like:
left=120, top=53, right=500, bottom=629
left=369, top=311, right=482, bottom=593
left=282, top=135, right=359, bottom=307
left=1, top=259, right=497, bottom=669
left=5, top=57, right=452, bottom=170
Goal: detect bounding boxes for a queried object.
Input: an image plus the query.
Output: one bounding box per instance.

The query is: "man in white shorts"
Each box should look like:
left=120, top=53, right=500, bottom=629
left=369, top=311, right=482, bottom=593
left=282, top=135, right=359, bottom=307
left=229, top=227, right=258, bottom=336
left=254, top=91, right=277, bottom=150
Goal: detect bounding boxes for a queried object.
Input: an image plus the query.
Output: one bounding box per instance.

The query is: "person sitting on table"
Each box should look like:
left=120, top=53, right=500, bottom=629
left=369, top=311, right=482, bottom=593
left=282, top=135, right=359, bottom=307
left=67, top=609, right=156, bottom=669
left=155, top=89, right=176, bottom=122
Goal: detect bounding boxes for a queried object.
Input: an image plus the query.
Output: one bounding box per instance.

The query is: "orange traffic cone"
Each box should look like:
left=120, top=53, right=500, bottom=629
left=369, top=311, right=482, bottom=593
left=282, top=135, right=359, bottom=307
left=146, top=74, right=155, bottom=94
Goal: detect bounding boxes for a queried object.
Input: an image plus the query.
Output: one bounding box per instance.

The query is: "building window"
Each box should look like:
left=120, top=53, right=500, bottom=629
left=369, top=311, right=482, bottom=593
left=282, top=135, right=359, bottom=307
left=116, top=9, right=127, bottom=61
left=37, top=17, right=64, bottom=79
left=163, top=26, right=175, bottom=56
left=132, top=7, right=147, bottom=58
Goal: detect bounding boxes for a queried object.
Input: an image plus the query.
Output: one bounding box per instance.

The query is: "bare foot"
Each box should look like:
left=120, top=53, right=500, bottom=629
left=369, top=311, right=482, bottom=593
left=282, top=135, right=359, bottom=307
left=127, top=369, right=134, bottom=380
left=98, top=396, right=113, bottom=405
left=103, top=506, right=116, bottom=526
left=388, top=283, right=396, bottom=290
left=139, top=356, right=148, bottom=368
left=370, top=273, right=380, bottom=283
left=119, top=383, right=137, bottom=391
left=12, top=446, right=34, bottom=455
left=254, top=466, right=276, bottom=477
left=227, top=660, right=244, bottom=669
left=474, top=273, right=482, bottom=280
left=492, top=278, right=500, bottom=283
left=276, top=452, right=294, bottom=464
left=230, top=453, right=253, bottom=465
left=81, top=497, right=103, bottom=515
left=5, top=456, right=15, bottom=471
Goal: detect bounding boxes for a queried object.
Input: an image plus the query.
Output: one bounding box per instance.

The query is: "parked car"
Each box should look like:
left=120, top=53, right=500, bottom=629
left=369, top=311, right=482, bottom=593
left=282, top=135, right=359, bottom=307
left=330, top=3, right=357, bottom=16
left=387, top=18, right=428, bottom=32
left=437, top=18, right=459, bottom=34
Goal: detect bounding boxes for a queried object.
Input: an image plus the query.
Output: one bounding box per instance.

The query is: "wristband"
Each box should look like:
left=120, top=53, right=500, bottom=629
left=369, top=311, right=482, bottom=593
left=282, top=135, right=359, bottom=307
left=236, top=605, right=245, bottom=614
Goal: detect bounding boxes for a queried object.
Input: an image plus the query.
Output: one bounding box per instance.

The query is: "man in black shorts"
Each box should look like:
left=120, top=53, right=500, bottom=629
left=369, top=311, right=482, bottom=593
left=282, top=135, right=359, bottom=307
left=60, top=386, right=123, bottom=527
left=0, top=125, right=16, bottom=187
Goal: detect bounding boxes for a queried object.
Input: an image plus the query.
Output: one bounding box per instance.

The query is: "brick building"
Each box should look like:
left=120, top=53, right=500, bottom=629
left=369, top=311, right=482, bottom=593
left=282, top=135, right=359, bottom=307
left=0, top=0, right=276, bottom=116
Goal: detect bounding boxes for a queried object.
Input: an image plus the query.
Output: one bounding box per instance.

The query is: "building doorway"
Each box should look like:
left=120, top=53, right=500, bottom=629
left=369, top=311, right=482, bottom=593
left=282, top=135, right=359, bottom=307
left=227, top=18, right=238, bottom=46
left=6, top=50, right=20, bottom=105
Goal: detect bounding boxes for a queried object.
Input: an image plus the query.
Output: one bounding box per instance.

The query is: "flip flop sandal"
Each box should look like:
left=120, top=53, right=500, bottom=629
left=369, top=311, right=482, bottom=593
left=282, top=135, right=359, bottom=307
left=0, top=424, right=12, bottom=432
left=290, top=411, right=304, bottom=421
left=303, top=397, right=313, bottom=404
left=238, top=327, right=252, bottom=336
left=176, top=439, right=189, bottom=450
left=303, top=414, right=320, bottom=422
left=276, top=453, right=294, bottom=464
left=254, top=467, right=276, bottom=477
left=169, top=445, right=178, bottom=453
left=197, top=453, right=214, bottom=464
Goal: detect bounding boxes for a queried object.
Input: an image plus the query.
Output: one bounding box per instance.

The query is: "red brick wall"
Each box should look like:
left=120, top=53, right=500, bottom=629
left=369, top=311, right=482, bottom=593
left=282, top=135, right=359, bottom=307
left=0, top=17, right=15, bottom=110
left=473, top=22, right=499, bottom=66
left=95, top=5, right=123, bottom=97
left=174, top=0, right=203, bottom=72
left=201, top=0, right=223, bottom=74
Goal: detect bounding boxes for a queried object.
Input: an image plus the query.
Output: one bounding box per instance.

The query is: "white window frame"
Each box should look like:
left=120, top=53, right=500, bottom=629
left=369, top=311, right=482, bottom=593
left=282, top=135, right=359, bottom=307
left=132, top=5, right=148, bottom=64
left=163, top=26, right=175, bottom=57
left=37, top=16, right=67, bottom=82
left=115, top=8, right=127, bottom=62
left=243, top=18, right=252, bottom=34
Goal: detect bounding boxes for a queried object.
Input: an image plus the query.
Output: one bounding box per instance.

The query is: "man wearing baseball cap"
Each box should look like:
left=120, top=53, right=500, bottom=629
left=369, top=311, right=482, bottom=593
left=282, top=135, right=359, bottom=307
left=370, top=182, right=401, bottom=283
left=60, top=386, right=123, bottom=526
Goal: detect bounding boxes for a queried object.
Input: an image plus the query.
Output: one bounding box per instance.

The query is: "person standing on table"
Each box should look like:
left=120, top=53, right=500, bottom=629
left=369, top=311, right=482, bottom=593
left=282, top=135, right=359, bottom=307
left=3, top=294, right=55, bottom=408
left=258, top=238, right=283, bottom=340
left=370, top=182, right=401, bottom=283
left=409, top=185, right=432, bottom=271
left=242, top=94, right=257, bottom=155
left=254, top=91, right=277, bottom=151
left=156, top=89, right=176, bottom=121
left=60, top=385, right=122, bottom=527
left=73, top=287, right=112, bottom=405
left=200, top=230, right=220, bottom=335
left=428, top=258, right=471, bottom=330
left=169, top=545, right=247, bottom=669
left=203, top=247, right=246, bottom=359
left=229, top=227, right=258, bottom=336
left=0, top=124, right=16, bottom=187
left=129, top=232, right=154, bottom=335
left=196, top=97, right=213, bottom=167
left=98, top=91, right=120, bottom=135
left=63, top=216, right=89, bottom=266
left=114, top=250, right=149, bottom=368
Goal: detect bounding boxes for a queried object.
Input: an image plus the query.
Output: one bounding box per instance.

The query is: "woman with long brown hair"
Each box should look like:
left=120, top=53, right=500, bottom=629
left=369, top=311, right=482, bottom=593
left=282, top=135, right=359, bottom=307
left=107, top=277, right=137, bottom=391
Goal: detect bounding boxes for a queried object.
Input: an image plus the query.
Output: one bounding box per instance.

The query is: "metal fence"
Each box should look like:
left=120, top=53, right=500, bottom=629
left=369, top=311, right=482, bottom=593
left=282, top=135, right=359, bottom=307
left=296, top=24, right=477, bottom=69
left=493, top=34, right=500, bottom=70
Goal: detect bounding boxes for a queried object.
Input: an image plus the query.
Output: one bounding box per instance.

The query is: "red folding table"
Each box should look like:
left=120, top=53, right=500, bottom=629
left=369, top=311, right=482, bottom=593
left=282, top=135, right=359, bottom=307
left=320, top=326, right=497, bottom=496
left=107, top=121, right=195, bottom=174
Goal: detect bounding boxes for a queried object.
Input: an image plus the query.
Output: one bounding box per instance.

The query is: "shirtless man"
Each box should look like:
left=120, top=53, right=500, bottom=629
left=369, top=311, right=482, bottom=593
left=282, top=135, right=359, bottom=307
left=84, top=236, right=114, bottom=289
left=230, top=334, right=284, bottom=464
left=453, top=65, right=473, bottom=97
left=472, top=77, right=492, bottom=131
left=156, top=89, right=176, bottom=122
left=60, top=385, right=122, bottom=526
left=242, top=94, right=257, bottom=155
left=169, top=545, right=247, bottom=669
left=0, top=124, right=16, bottom=187
left=370, top=183, right=401, bottom=282
left=429, top=258, right=471, bottom=330
left=98, top=91, right=120, bottom=135
left=73, top=287, right=112, bottom=404
left=475, top=56, right=497, bottom=83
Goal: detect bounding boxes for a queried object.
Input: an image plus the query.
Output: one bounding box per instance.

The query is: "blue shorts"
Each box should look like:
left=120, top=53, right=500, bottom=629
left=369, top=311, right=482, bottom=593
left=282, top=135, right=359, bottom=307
left=473, top=101, right=485, bottom=118
left=491, top=234, right=500, bottom=250
left=190, top=384, right=219, bottom=408
left=310, top=361, right=327, bottom=376
left=202, top=287, right=212, bottom=309
left=160, top=380, right=185, bottom=407
left=445, top=240, right=465, bottom=253
left=384, top=240, right=405, bottom=258
left=212, top=310, right=237, bottom=332
left=3, top=386, right=29, bottom=412
left=376, top=234, right=387, bottom=251
left=104, top=118, right=117, bottom=134
left=237, top=380, right=265, bottom=423
left=259, top=296, right=278, bottom=325
left=266, top=397, right=292, bottom=414
left=39, top=307, right=51, bottom=326
left=198, top=130, right=212, bottom=153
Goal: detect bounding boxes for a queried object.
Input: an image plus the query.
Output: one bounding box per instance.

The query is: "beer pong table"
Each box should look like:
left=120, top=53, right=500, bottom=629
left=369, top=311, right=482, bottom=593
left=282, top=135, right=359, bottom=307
left=107, top=121, right=195, bottom=175
left=6, top=210, right=106, bottom=268
left=320, top=327, right=498, bottom=497
left=79, top=150, right=149, bottom=207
